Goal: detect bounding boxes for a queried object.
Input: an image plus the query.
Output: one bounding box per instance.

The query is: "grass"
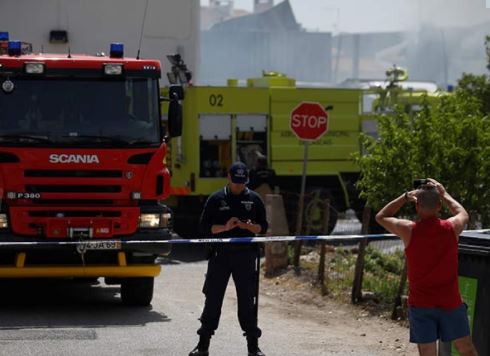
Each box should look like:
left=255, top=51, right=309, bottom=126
left=293, top=244, right=407, bottom=309
left=362, top=247, right=405, bottom=304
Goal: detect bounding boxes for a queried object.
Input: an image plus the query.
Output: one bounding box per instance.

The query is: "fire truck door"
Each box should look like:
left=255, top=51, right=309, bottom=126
left=235, top=114, right=267, bottom=169
left=199, top=114, right=232, bottom=178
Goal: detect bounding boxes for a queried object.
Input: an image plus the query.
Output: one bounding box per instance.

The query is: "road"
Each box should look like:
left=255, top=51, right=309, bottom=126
left=0, top=245, right=416, bottom=356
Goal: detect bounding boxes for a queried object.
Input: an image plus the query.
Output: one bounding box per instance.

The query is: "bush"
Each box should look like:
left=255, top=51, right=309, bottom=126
left=355, top=37, right=490, bottom=225
left=356, top=91, right=490, bottom=225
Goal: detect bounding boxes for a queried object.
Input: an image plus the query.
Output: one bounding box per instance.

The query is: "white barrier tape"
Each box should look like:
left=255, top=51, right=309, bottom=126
left=0, top=229, right=488, bottom=247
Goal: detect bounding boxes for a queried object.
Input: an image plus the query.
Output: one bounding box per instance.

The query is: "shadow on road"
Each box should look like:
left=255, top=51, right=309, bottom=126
left=0, top=279, right=170, bottom=329
left=161, top=244, right=207, bottom=264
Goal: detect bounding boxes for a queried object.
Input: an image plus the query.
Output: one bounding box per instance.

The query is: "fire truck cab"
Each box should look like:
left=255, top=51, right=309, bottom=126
left=0, top=33, right=179, bottom=306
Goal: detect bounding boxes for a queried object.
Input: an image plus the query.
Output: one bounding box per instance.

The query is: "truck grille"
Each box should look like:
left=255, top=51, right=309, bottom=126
left=24, top=170, right=122, bottom=178
left=26, top=185, right=121, bottom=193
left=31, top=199, right=114, bottom=205
left=28, top=211, right=121, bottom=217
left=10, top=168, right=140, bottom=238
left=21, top=169, right=125, bottom=200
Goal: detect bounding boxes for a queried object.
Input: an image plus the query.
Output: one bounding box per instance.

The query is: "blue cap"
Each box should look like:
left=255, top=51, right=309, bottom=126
left=229, top=161, right=249, bottom=184
left=0, top=32, right=9, bottom=41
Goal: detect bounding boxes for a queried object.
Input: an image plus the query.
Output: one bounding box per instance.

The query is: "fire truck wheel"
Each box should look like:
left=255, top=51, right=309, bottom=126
left=303, top=187, right=338, bottom=235
left=121, top=277, right=154, bottom=306
left=283, top=188, right=338, bottom=235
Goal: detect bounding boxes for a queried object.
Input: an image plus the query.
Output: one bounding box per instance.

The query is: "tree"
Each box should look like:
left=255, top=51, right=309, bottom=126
left=457, top=36, right=490, bottom=115
left=457, top=73, right=490, bottom=115
left=355, top=37, right=490, bottom=226
left=355, top=85, right=490, bottom=226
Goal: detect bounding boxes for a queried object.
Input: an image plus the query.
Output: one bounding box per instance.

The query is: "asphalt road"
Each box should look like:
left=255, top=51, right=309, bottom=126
left=0, top=221, right=408, bottom=356
left=0, top=249, right=404, bottom=356
left=0, top=254, right=322, bottom=356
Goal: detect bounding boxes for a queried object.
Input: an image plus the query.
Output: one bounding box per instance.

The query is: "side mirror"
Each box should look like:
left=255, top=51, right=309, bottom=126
left=167, top=95, right=182, bottom=138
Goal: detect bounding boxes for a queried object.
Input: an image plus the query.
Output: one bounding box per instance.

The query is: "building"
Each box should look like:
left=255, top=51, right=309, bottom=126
left=201, top=0, right=251, bottom=31
left=200, top=0, right=332, bottom=84
left=0, top=0, right=200, bottom=83
left=201, top=0, right=275, bottom=31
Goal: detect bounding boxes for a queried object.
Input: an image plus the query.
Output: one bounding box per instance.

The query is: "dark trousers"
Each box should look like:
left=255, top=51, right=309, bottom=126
left=198, top=247, right=261, bottom=338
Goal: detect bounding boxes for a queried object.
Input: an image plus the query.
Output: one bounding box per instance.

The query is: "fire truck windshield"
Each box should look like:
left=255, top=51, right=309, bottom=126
left=0, top=77, right=161, bottom=146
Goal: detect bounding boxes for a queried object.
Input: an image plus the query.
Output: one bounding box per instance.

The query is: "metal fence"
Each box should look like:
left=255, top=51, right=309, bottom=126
left=306, top=216, right=490, bottom=322
left=294, top=209, right=408, bottom=318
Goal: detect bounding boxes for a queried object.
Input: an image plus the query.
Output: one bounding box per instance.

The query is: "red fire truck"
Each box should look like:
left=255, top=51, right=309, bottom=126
left=0, top=33, right=181, bottom=305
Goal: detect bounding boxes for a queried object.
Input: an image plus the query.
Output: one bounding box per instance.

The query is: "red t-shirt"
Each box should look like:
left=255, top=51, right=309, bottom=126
left=405, top=217, right=462, bottom=309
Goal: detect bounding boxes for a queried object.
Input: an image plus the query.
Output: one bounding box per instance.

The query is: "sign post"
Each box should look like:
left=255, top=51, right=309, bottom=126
left=290, top=102, right=329, bottom=268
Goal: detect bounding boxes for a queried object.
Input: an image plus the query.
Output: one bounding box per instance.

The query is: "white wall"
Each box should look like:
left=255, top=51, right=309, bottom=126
left=0, top=0, right=200, bottom=83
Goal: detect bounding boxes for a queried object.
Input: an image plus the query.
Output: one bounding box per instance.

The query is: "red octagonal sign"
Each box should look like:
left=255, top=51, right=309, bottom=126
left=290, top=101, right=329, bottom=141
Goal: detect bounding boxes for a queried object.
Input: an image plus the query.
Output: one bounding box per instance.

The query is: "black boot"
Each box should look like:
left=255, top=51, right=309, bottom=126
left=247, top=337, right=265, bottom=356
left=189, top=335, right=210, bottom=356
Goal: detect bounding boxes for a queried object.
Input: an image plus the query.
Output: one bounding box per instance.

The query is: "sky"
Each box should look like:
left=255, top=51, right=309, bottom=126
left=201, top=0, right=490, bottom=33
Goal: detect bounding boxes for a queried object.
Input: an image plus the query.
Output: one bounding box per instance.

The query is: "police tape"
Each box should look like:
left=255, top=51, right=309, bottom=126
left=0, top=229, right=488, bottom=248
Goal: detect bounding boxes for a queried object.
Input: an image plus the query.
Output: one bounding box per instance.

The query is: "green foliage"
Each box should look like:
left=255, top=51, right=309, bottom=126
left=457, top=73, right=490, bottom=114
left=363, top=247, right=405, bottom=303
left=356, top=37, right=490, bottom=225
left=356, top=80, right=490, bottom=225
left=328, top=247, right=355, bottom=297
left=328, top=246, right=405, bottom=306
left=364, top=246, right=404, bottom=275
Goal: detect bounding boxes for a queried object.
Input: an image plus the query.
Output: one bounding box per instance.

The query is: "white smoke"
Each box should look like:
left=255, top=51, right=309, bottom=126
left=199, top=0, right=490, bottom=85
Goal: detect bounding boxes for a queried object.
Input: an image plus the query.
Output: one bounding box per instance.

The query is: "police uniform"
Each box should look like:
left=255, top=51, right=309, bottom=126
left=190, top=162, right=268, bottom=356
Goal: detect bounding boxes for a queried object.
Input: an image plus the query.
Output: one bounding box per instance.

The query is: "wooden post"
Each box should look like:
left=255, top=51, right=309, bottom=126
left=293, top=240, right=303, bottom=270
left=317, top=199, right=330, bottom=296
left=391, top=258, right=408, bottom=320
left=293, top=224, right=312, bottom=274
left=293, top=142, right=309, bottom=270
left=351, top=206, right=370, bottom=304
left=264, top=194, right=289, bottom=277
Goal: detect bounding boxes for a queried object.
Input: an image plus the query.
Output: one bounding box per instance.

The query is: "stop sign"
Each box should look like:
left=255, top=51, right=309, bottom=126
left=290, top=102, right=329, bottom=141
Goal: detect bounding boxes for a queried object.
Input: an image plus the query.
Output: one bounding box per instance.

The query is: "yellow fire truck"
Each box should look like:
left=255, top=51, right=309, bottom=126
left=162, top=61, right=441, bottom=236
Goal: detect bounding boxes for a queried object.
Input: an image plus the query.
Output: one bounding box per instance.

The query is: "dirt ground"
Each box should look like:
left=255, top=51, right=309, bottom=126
left=260, top=265, right=419, bottom=356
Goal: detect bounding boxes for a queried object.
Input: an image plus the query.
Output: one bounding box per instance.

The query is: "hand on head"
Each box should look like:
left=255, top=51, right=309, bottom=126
left=426, top=178, right=446, bottom=196
left=406, top=190, right=418, bottom=203
left=407, top=178, right=446, bottom=204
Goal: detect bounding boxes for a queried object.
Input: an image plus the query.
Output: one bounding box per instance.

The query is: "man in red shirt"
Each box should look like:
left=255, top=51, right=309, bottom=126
left=375, top=178, right=478, bottom=356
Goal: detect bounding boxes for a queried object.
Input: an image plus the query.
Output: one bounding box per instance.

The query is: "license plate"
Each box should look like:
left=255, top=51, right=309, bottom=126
left=81, top=241, right=121, bottom=250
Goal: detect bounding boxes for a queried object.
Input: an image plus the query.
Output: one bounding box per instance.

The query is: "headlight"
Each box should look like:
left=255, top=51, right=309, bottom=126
left=25, top=62, right=45, bottom=74
left=104, top=64, right=123, bottom=75
left=0, top=214, right=8, bottom=228
left=139, top=212, right=172, bottom=228
left=140, top=213, right=160, bottom=228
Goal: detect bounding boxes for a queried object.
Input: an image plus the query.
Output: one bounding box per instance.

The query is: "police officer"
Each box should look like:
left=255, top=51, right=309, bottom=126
left=189, top=162, right=268, bottom=356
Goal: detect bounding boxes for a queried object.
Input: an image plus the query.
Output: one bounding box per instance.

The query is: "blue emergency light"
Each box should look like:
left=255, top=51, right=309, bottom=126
left=0, top=32, right=9, bottom=41
left=8, top=40, right=21, bottom=56
left=110, top=43, right=124, bottom=58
